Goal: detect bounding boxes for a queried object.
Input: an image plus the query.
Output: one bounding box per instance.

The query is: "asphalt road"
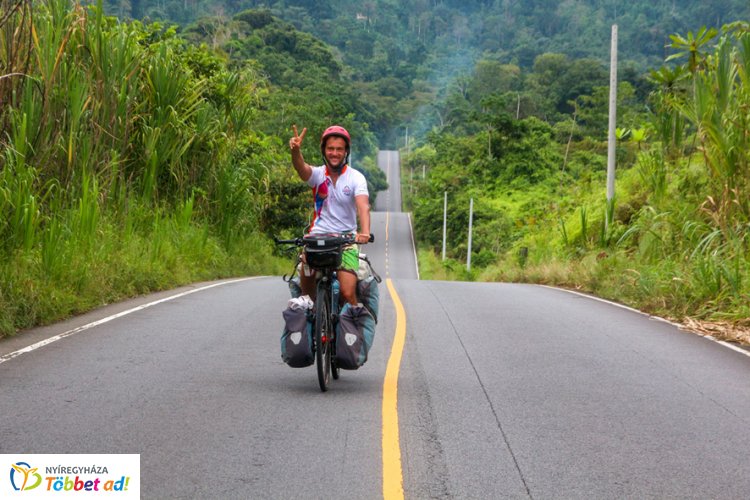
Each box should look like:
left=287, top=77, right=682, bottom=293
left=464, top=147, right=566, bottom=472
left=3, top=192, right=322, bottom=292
left=2, top=151, right=750, bottom=499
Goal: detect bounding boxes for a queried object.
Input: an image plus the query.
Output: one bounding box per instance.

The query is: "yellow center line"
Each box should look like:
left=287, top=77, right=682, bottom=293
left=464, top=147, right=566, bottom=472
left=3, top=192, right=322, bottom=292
left=382, top=202, right=405, bottom=500
left=383, top=278, right=406, bottom=500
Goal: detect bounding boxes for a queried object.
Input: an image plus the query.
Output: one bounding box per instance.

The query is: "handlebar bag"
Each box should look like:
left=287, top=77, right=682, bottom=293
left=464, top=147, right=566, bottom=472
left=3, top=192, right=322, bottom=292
left=303, top=234, right=348, bottom=270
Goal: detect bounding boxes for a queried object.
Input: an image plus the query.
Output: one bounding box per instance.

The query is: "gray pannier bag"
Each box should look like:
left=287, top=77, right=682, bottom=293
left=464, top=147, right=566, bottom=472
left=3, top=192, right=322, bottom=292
left=356, top=253, right=380, bottom=322
left=288, top=276, right=302, bottom=298
left=357, top=275, right=379, bottom=322
left=334, top=255, right=381, bottom=370
left=280, top=303, right=314, bottom=368
left=335, top=303, right=373, bottom=370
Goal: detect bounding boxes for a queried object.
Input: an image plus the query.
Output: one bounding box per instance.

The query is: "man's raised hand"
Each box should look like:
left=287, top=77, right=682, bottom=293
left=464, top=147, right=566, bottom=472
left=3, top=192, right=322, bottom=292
left=289, top=125, right=307, bottom=152
left=289, top=125, right=312, bottom=181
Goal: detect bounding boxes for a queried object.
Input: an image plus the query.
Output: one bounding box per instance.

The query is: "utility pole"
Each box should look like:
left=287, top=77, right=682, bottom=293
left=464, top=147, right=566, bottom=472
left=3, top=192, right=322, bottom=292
left=606, top=24, right=618, bottom=230
left=516, top=92, right=521, bottom=119
left=487, top=126, right=492, bottom=160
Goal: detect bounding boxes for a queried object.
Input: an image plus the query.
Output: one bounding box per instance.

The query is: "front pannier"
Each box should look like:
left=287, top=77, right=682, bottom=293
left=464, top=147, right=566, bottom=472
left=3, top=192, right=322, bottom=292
left=333, top=263, right=380, bottom=369
left=280, top=307, right=314, bottom=367
left=334, top=304, right=371, bottom=370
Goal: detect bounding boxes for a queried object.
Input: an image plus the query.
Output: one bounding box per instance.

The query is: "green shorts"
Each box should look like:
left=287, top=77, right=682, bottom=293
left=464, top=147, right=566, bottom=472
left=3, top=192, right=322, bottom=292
left=340, top=245, right=359, bottom=274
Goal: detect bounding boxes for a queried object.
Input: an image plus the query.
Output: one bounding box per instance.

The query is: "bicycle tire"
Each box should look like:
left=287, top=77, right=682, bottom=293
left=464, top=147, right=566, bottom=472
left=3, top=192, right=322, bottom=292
left=315, top=280, right=332, bottom=391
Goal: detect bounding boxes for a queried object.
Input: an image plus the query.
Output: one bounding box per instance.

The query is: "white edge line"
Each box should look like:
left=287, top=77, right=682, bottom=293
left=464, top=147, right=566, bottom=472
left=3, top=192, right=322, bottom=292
left=0, top=277, right=260, bottom=365
left=539, top=284, right=750, bottom=359
left=407, top=213, right=420, bottom=281
left=706, top=337, right=750, bottom=357
left=539, top=284, right=650, bottom=317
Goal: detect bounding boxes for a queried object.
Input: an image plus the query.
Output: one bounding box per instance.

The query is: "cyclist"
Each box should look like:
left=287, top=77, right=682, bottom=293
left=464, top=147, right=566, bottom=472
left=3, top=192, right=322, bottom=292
left=288, top=124, right=371, bottom=306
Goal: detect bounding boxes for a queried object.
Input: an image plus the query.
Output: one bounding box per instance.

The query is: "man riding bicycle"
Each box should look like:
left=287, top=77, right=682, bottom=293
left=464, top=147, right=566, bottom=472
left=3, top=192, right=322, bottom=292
left=288, top=124, right=371, bottom=305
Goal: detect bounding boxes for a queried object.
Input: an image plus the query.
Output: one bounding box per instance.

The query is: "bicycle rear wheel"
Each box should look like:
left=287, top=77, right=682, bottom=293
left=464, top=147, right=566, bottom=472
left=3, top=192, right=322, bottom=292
left=315, top=282, right=332, bottom=392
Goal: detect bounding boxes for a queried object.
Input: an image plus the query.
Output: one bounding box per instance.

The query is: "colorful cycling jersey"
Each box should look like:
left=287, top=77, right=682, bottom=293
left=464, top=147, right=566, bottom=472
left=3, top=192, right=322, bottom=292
left=307, top=164, right=368, bottom=234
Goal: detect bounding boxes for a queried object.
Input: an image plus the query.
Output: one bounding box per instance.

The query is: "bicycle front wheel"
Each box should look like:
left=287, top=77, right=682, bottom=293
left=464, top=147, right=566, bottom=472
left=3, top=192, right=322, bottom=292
left=315, top=282, right=332, bottom=392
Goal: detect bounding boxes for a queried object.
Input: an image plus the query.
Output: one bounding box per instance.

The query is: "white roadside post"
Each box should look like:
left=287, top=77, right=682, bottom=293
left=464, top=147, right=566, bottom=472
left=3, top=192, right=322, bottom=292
left=442, top=191, right=447, bottom=261
left=467, top=197, right=474, bottom=272
left=606, top=24, right=618, bottom=230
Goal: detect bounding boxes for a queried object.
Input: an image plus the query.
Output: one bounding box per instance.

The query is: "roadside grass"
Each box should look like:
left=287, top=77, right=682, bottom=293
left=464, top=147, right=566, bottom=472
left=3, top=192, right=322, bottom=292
left=416, top=157, right=750, bottom=344
left=417, top=249, right=469, bottom=282
left=418, top=245, right=750, bottom=344
left=0, top=209, right=287, bottom=338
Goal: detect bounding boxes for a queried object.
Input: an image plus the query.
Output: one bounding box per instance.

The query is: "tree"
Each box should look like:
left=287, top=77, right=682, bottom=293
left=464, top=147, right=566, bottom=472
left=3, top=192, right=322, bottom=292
left=468, top=59, right=521, bottom=105
left=666, top=26, right=718, bottom=74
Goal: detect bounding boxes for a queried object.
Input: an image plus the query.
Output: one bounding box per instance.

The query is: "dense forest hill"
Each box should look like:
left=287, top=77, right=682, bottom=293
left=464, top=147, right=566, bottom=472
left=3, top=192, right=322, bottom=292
left=107, top=0, right=749, bottom=68
left=103, top=0, right=750, bottom=146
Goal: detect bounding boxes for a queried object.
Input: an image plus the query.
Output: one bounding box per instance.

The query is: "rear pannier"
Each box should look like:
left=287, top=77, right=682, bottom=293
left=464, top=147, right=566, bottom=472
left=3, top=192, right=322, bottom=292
left=357, top=275, right=380, bottom=323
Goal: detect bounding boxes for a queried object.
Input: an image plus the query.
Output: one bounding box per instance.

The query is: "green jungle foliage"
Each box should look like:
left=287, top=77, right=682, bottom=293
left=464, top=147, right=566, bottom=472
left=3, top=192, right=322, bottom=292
left=404, top=22, right=750, bottom=328
left=0, top=0, right=383, bottom=335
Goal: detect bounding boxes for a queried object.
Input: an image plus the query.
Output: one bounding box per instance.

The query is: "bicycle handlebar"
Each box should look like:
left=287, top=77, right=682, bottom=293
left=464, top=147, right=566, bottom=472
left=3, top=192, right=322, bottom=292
left=274, top=233, right=374, bottom=246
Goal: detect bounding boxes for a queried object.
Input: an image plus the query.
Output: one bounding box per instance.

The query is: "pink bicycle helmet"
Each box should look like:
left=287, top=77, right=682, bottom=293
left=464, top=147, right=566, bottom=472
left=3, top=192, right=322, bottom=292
left=320, top=125, right=351, bottom=156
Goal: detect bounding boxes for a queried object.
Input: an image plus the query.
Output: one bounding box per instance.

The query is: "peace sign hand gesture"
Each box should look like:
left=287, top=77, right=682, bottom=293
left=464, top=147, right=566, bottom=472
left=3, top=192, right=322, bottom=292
left=289, top=124, right=307, bottom=152
left=289, top=124, right=312, bottom=181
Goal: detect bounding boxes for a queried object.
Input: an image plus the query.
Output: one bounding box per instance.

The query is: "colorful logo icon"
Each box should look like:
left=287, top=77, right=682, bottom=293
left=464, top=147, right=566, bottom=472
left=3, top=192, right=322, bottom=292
left=10, top=461, right=42, bottom=491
